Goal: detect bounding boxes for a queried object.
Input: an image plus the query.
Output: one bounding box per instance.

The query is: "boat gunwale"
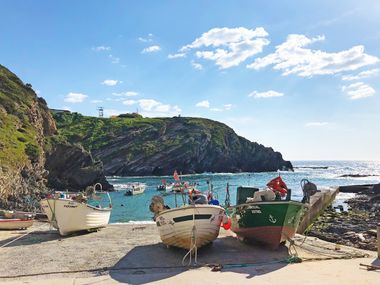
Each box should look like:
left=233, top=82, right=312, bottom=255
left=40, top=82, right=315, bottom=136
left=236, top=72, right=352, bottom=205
left=228, top=200, right=307, bottom=209
left=156, top=204, right=225, bottom=218
left=0, top=219, right=33, bottom=222
left=41, top=198, right=112, bottom=212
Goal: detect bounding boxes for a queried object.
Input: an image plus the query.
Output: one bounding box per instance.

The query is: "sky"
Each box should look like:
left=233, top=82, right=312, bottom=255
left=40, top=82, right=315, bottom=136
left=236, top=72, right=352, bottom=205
left=1, top=0, right=380, bottom=161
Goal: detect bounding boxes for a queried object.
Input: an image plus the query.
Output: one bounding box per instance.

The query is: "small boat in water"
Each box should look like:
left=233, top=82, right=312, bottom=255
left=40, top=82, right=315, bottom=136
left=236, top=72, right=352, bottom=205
left=150, top=189, right=225, bottom=250
left=125, top=182, right=146, bottom=196
left=0, top=210, right=34, bottom=230
left=229, top=176, right=307, bottom=249
left=157, top=180, right=173, bottom=193
left=40, top=183, right=112, bottom=236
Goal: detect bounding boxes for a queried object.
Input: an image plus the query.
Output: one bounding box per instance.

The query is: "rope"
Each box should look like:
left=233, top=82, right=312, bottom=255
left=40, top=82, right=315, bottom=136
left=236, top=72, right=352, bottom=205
left=182, top=205, right=198, bottom=266
left=46, top=198, right=58, bottom=232
left=0, top=223, right=47, bottom=248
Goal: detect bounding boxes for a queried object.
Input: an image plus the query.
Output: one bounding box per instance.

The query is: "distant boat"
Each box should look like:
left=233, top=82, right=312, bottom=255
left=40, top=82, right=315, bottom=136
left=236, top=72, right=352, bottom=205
left=125, top=182, right=146, bottom=196
left=150, top=190, right=225, bottom=250
left=0, top=211, right=34, bottom=230
left=40, top=183, right=112, bottom=236
left=229, top=176, right=307, bottom=249
left=157, top=180, right=173, bottom=193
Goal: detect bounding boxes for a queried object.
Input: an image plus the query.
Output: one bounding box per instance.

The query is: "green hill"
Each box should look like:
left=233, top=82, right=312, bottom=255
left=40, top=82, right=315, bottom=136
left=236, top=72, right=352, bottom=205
left=54, top=112, right=293, bottom=176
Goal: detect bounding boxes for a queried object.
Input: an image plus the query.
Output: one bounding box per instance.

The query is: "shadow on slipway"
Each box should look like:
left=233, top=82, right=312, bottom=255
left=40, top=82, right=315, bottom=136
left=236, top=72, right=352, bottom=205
left=110, top=236, right=291, bottom=285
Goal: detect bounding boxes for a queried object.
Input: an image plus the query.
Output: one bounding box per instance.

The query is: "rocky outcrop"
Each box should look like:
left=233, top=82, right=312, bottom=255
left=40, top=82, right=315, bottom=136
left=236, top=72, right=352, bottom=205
left=45, top=142, right=112, bottom=191
left=0, top=65, right=112, bottom=210
left=54, top=113, right=293, bottom=176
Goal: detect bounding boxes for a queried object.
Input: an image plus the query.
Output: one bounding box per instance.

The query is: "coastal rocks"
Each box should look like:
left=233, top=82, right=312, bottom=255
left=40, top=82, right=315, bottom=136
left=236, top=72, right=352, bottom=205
left=307, top=193, right=379, bottom=251
left=54, top=114, right=293, bottom=176
left=45, top=142, right=113, bottom=192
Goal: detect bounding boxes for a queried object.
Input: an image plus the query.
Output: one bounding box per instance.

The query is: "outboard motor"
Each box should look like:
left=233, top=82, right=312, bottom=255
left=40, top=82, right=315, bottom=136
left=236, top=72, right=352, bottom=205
left=301, top=179, right=318, bottom=203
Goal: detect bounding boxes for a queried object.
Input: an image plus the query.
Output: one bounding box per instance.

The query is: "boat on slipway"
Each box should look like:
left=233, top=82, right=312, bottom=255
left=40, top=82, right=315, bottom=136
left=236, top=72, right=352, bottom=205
left=0, top=211, right=34, bottom=230
left=150, top=190, right=225, bottom=251
left=229, top=176, right=308, bottom=249
left=40, top=183, right=112, bottom=236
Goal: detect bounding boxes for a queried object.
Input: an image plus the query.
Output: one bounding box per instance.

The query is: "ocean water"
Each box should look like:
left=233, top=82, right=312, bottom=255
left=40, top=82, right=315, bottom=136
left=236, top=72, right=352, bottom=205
left=104, top=161, right=380, bottom=223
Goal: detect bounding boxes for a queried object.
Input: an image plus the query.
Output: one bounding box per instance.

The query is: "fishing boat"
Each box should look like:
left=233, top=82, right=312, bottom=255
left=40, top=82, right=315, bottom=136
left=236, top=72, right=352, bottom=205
left=150, top=190, right=225, bottom=250
left=157, top=181, right=173, bottom=193
left=229, top=176, right=307, bottom=249
left=0, top=211, right=34, bottom=230
left=40, top=183, right=112, bottom=236
left=125, top=182, right=146, bottom=196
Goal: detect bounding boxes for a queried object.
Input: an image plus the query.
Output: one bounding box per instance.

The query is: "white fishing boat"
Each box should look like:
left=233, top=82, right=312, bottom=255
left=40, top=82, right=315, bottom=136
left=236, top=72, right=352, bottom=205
left=125, top=182, right=146, bottom=196
left=40, top=184, right=112, bottom=236
left=0, top=211, right=34, bottom=230
left=150, top=193, right=225, bottom=250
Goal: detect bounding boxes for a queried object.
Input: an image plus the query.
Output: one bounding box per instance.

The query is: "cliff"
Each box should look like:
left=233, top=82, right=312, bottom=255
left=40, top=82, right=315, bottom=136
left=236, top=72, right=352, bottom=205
left=0, top=65, right=111, bottom=210
left=54, top=112, right=293, bottom=176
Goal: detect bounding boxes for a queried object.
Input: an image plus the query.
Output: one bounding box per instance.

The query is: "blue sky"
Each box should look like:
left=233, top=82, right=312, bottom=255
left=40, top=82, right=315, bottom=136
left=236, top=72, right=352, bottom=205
left=1, top=0, right=380, bottom=160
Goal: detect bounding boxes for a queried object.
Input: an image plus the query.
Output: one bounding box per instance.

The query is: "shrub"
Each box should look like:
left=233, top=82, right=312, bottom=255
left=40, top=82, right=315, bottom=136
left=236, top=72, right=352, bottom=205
left=25, top=143, right=40, bottom=163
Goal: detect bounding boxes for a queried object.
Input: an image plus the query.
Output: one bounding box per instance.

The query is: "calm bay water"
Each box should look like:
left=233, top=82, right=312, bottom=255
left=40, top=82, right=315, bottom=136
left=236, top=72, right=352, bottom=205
left=105, top=161, right=380, bottom=223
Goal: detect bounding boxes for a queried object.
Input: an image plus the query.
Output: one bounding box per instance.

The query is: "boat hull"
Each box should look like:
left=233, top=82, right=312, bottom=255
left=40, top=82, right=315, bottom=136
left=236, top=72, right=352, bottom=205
left=230, top=201, right=306, bottom=248
left=40, top=199, right=111, bottom=236
left=155, top=205, right=225, bottom=250
left=0, top=219, right=33, bottom=230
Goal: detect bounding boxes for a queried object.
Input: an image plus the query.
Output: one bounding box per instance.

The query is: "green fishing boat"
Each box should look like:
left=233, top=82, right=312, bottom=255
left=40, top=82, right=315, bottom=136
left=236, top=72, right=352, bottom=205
left=229, top=177, right=307, bottom=248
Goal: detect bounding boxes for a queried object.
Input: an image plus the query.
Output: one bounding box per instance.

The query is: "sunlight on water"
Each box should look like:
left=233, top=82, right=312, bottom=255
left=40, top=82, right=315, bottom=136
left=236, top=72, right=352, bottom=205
left=107, top=160, right=380, bottom=223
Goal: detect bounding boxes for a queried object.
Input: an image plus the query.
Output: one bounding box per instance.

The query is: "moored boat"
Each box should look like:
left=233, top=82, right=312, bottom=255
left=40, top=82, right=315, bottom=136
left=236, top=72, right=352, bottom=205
left=40, top=184, right=112, bottom=236
left=125, top=182, right=146, bottom=196
left=229, top=176, right=307, bottom=248
left=150, top=191, right=225, bottom=250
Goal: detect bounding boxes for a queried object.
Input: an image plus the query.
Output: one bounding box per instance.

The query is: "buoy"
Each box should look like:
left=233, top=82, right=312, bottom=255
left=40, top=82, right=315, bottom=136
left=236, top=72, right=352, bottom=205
left=221, top=216, right=232, bottom=230
left=223, top=217, right=232, bottom=230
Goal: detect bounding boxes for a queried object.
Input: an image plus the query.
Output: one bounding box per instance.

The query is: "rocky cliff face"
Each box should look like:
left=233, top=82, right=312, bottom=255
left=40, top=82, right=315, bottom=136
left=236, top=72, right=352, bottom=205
left=0, top=65, right=111, bottom=210
left=0, top=65, right=56, bottom=210
left=54, top=113, right=293, bottom=176
left=45, top=142, right=112, bottom=191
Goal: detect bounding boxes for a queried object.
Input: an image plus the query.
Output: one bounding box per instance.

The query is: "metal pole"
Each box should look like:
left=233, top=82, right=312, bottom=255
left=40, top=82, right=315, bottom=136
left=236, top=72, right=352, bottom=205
left=377, top=223, right=380, bottom=259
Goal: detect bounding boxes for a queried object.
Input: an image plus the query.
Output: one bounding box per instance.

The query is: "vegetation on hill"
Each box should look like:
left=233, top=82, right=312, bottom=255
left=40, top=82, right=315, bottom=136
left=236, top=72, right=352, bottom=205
left=54, top=112, right=292, bottom=176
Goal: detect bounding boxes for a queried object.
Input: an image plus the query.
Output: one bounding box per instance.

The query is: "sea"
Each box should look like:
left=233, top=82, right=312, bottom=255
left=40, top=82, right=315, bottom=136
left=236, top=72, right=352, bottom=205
left=100, top=161, right=380, bottom=224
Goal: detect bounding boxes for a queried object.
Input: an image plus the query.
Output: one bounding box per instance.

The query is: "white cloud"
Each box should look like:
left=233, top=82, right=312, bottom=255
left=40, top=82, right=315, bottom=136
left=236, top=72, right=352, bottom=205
left=64, top=92, right=88, bottom=103
left=168, top=53, right=186, bottom=59
left=341, top=68, right=380, bottom=81
left=137, top=99, right=181, bottom=117
left=61, top=106, right=72, bottom=112
left=224, top=104, right=232, bottom=110
left=122, top=100, right=137, bottom=106
left=248, top=34, right=379, bottom=77
left=112, top=91, right=139, bottom=97
left=178, top=27, right=270, bottom=69
left=102, top=79, right=121, bottom=86
left=138, top=34, right=153, bottom=42
left=108, top=54, right=120, bottom=64
left=91, top=99, right=103, bottom=104
left=195, top=100, right=210, bottom=108
left=342, top=82, right=375, bottom=100
left=210, top=108, right=223, bottom=112
left=248, top=90, right=284, bottom=98
left=191, top=61, right=203, bottom=70
left=305, top=122, right=329, bottom=127
left=138, top=99, right=161, bottom=111
left=142, top=45, right=161, bottom=53
left=92, top=46, right=111, bottom=51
